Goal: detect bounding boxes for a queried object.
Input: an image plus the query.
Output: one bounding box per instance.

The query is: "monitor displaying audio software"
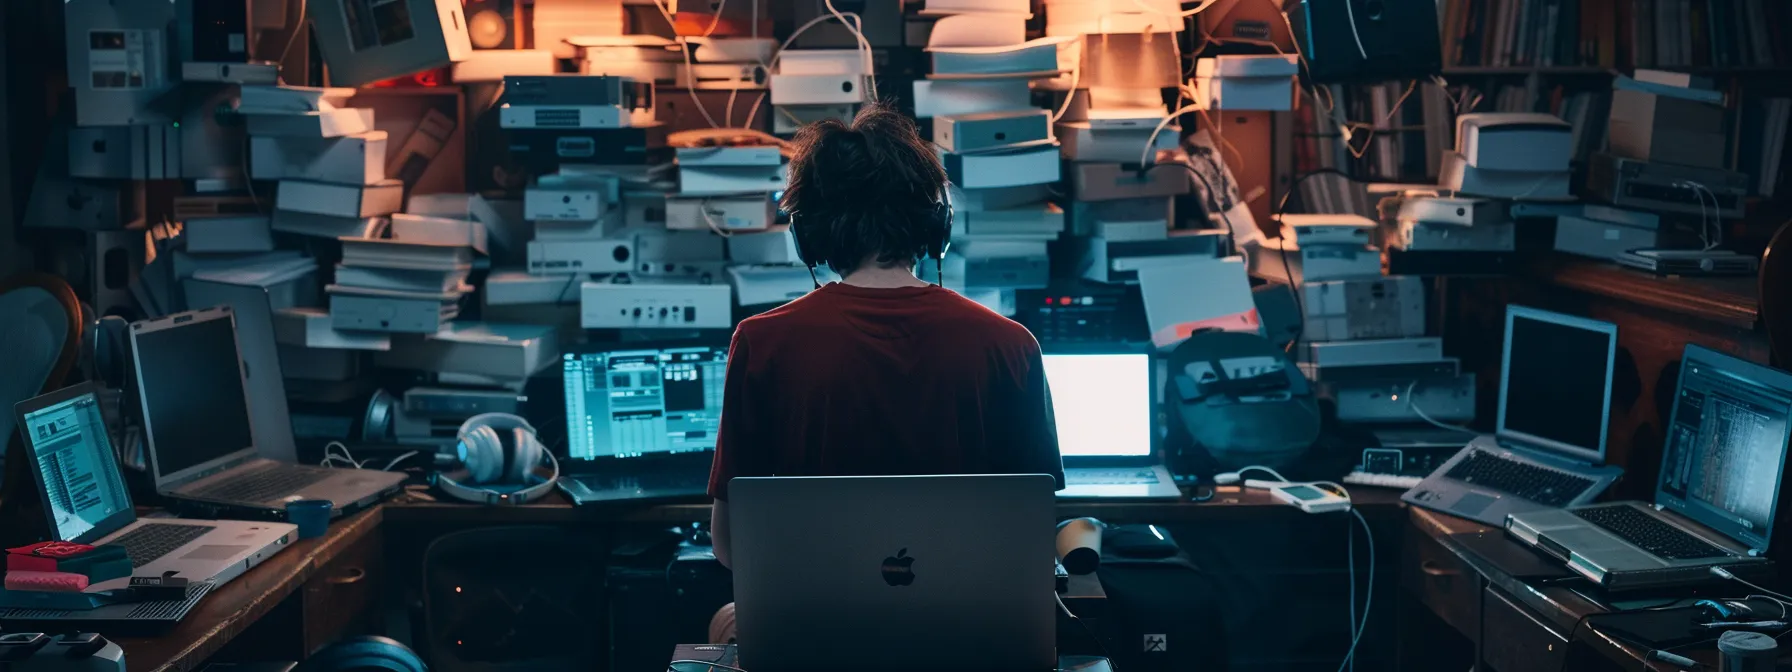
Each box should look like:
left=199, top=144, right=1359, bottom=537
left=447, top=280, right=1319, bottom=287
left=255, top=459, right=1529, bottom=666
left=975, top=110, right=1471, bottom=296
left=1656, top=346, right=1792, bottom=551
left=563, top=343, right=729, bottom=460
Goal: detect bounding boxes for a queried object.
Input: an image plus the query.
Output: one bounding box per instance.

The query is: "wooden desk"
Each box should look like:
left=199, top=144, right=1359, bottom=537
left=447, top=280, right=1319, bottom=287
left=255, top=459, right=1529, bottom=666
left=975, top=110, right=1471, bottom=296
left=1402, top=506, right=1765, bottom=671
left=118, top=506, right=385, bottom=672
left=118, top=487, right=1409, bottom=672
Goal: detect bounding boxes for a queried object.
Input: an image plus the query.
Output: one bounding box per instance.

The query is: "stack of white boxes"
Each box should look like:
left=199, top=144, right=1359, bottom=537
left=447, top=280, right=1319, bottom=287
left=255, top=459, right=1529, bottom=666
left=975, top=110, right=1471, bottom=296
left=916, top=0, right=1063, bottom=313
left=244, top=85, right=398, bottom=241
left=1191, top=55, right=1299, bottom=112
left=1439, top=113, right=1574, bottom=200
left=1388, top=196, right=1518, bottom=256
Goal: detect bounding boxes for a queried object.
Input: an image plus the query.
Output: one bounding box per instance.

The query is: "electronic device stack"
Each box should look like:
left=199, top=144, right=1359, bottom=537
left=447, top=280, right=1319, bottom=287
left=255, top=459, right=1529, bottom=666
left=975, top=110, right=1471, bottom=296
left=1246, top=213, right=1474, bottom=487
left=911, top=0, right=1065, bottom=313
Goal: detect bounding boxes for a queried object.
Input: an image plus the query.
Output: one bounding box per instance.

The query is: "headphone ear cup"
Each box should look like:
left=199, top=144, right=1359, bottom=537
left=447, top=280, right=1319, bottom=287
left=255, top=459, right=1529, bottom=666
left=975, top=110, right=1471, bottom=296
left=509, top=427, right=541, bottom=483
left=931, top=196, right=954, bottom=260
left=789, top=213, right=820, bottom=268
left=461, top=425, right=505, bottom=484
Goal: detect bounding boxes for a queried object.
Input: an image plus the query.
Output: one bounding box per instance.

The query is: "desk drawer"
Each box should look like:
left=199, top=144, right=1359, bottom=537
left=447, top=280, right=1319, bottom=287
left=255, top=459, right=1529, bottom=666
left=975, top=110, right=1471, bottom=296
left=1481, top=585, right=1566, bottom=672
left=302, top=530, right=384, bottom=654
left=1400, top=522, right=1479, bottom=637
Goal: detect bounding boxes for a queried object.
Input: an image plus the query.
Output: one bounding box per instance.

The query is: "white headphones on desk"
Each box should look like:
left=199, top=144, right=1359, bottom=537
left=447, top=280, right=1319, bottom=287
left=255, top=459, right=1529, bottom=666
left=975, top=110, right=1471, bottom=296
left=433, top=413, right=559, bottom=505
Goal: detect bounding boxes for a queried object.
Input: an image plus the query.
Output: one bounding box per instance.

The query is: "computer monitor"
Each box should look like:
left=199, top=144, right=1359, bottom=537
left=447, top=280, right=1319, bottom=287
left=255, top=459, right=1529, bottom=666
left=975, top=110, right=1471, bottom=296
left=132, top=308, right=259, bottom=484
left=1041, top=352, right=1153, bottom=460
left=1496, top=305, right=1618, bottom=462
left=1656, top=345, right=1792, bottom=552
left=563, top=342, right=729, bottom=460
left=15, top=384, right=134, bottom=544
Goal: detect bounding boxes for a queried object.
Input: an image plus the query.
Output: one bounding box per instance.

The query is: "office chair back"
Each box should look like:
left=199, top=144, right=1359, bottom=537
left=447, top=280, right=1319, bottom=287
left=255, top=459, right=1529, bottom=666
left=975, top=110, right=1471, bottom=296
left=297, top=636, right=427, bottom=672
left=419, top=526, right=604, bottom=672
left=0, top=273, right=83, bottom=529
left=1762, top=219, right=1792, bottom=369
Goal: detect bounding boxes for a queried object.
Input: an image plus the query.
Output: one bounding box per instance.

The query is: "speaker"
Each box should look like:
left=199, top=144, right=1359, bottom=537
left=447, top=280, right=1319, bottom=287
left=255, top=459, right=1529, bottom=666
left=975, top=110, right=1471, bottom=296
left=463, top=0, right=524, bottom=50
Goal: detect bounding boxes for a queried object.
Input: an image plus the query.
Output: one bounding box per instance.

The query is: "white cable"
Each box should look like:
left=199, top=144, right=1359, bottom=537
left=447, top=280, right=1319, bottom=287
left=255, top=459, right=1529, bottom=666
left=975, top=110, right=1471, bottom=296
left=701, top=0, right=732, bottom=37
left=1404, top=381, right=1478, bottom=435
left=1140, top=103, right=1203, bottom=167
left=1338, top=0, right=1370, bottom=60
left=1346, top=508, right=1357, bottom=672
left=699, top=199, right=734, bottom=237
left=742, top=90, right=768, bottom=130
left=1337, top=508, right=1374, bottom=672
left=321, top=441, right=365, bottom=469
left=383, top=450, right=420, bottom=472
left=1713, top=567, right=1792, bottom=605
left=1128, top=0, right=1224, bottom=19
left=277, top=0, right=309, bottom=85
left=823, top=0, right=877, bottom=97
left=1050, top=37, right=1084, bottom=123
left=1230, top=465, right=1292, bottom=484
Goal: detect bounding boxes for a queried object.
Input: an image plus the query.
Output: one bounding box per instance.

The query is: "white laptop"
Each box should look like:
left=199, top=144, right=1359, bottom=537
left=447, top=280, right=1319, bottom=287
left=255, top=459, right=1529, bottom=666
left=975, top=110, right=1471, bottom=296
left=729, top=474, right=1057, bottom=672
left=15, top=383, right=295, bottom=586
left=1045, top=351, right=1182, bottom=500
left=130, top=306, right=405, bottom=519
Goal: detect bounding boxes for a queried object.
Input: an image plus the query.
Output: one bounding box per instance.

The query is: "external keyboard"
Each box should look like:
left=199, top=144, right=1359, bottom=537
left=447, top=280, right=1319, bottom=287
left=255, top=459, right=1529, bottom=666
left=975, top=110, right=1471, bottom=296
left=189, top=465, right=330, bottom=504
left=1444, top=450, right=1595, bottom=507
left=1344, top=471, right=1423, bottom=490
left=1573, top=506, right=1729, bottom=560
left=110, top=523, right=215, bottom=567
left=1066, top=469, right=1162, bottom=486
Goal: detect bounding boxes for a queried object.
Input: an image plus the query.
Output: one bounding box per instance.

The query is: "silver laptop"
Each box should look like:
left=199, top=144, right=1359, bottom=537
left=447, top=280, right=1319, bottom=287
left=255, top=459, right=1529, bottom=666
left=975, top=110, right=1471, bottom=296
left=15, top=383, right=295, bottom=586
left=1046, top=351, right=1181, bottom=500
left=131, top=306, right=404, bottom=519
left=1507, top=345, right=1792, bottom=589
left=730, top=474, right=1057, bottom=672
left=1402, top=305, right=1624, bottom=526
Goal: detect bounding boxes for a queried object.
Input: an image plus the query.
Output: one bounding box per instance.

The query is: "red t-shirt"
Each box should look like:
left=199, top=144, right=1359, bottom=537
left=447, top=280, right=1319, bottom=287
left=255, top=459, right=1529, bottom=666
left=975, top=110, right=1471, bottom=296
left=707, top=282, right=1063, bottom=501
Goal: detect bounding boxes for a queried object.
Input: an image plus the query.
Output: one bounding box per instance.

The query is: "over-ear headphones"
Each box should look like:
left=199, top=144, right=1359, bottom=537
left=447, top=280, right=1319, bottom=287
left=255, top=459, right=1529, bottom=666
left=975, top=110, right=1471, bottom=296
left=788, top=186, right=955, bottom=285
left=433, top=413, right=559, bottom=506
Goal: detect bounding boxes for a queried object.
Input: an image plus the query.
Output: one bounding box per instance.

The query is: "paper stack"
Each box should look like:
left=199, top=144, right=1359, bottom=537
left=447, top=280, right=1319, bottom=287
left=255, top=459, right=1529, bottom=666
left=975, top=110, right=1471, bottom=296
left=328, top=237, right=474, bottom=335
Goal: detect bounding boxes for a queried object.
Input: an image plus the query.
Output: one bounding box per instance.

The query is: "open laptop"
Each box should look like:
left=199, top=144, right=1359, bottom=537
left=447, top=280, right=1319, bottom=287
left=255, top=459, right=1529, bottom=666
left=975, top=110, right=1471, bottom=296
left=555, top=341, right=726, bottom=505
left=1402, top=305, right=1624, bottom=526
left=14, top=382, right=296, bottom=585
left=730, top=474, right=1057, bottom=672
left=1046, top=351, right=1181, bottom=500
left=131, top=306, right=405, bottom=519
left=1506, top=345, right=1792, bottom=589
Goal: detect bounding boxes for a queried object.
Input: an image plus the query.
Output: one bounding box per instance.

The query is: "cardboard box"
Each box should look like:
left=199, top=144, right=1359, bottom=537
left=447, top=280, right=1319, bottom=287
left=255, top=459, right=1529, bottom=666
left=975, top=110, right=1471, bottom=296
left=1608, top=88, right=1728, bottom=169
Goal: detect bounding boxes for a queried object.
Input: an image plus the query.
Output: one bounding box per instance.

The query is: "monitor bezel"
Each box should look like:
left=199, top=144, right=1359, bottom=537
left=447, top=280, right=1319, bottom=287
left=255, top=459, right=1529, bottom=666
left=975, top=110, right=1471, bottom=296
left=1495, top=304, right=1619, bottom=463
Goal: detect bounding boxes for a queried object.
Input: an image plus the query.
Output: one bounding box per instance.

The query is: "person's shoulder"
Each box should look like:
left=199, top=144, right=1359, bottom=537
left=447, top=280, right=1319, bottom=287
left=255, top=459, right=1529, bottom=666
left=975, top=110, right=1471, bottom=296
left=734, top=289, right=828, bottom=336
left=929, top=289, right=1039, bottom=348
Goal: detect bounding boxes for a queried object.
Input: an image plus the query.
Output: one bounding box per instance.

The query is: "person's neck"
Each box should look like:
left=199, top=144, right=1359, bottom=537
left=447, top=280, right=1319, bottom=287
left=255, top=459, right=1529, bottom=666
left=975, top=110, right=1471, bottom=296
left=841, top=264, right=930, bottom=289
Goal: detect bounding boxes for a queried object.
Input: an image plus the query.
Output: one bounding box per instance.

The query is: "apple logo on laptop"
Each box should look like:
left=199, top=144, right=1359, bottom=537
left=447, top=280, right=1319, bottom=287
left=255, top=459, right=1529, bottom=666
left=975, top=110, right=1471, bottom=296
left=881, top=548, right=916, bottom=586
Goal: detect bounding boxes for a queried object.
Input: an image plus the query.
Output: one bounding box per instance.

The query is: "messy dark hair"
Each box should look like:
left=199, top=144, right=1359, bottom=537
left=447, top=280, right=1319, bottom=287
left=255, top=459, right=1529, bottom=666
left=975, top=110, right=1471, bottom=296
left=780, top=102, right=949, bottom=277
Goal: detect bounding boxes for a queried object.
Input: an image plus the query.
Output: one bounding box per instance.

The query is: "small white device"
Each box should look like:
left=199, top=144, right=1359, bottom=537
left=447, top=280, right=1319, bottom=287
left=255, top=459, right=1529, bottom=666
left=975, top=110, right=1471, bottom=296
left=1266, top=482, right=1352, bottom=514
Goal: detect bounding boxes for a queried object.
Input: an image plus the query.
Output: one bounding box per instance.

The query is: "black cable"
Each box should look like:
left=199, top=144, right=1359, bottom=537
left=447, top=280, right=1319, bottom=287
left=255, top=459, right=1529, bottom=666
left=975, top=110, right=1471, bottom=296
left=1270, top=168, right=1378, bottom=354
left=1147, top=160, right=1235, bottom=241
left=1055, top=592, right=1118, bottom=671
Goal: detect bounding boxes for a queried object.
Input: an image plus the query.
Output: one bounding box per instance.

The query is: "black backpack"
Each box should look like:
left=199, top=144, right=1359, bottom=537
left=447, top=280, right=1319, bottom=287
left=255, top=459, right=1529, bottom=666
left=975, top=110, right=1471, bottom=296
left=1161, top=331, right=1321, bottom=477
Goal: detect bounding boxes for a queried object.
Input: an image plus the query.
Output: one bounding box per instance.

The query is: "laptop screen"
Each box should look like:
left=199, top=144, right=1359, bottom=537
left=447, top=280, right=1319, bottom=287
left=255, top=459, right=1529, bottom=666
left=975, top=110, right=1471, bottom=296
left=135, top=312, right=257, bottom=480
left=1042, top=353, right=1152, bottom=459
left=1497, top=306, right=1616, bottom=462
left=563, top=344, right=729, bottom=460
left=1656, top=346, right=1792, bottom=551
left=20, top=390, right=134, bottom=543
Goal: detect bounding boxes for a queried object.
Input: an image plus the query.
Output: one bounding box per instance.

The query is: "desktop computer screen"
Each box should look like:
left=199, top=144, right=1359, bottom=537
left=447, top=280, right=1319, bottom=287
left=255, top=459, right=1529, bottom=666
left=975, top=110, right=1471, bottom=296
left=1658, top=349, right=1792, bottom=550
left=1499, top=307, right=1616, bottom=460
left=22, top=392, right=131, bottom=542
left=563, top=344, right=729, bottom=460
left=1042, top=353, right=1152, bottom=459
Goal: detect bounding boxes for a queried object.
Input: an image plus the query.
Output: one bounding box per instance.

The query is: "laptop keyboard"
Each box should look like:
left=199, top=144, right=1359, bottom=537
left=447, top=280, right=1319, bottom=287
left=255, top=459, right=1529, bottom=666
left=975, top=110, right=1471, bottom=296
left=1444, top=450, right=1596, bottom=507
left=188, top=464, right=330, bottom=504
left=1066, top=469, right=1162, bottom=486
left=1574, top=506, right=1729, bottom=560
left=109, top=523, right=215, bottom=568
left=569, top=471, right=707, bottom=493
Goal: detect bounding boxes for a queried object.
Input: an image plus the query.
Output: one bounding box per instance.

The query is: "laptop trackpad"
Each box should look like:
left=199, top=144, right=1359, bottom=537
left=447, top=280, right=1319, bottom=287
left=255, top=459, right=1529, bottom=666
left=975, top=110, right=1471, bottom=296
left=1452, top=491, right=1498, bottom=517
left=182, top=545, right=249, bottom=561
